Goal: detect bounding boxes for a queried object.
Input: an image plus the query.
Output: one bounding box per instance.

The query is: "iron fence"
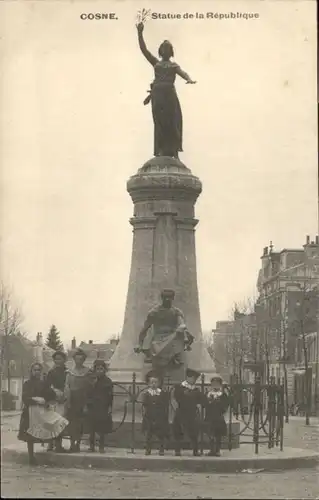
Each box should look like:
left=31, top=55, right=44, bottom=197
left=76, top=373, right=284, bottom=455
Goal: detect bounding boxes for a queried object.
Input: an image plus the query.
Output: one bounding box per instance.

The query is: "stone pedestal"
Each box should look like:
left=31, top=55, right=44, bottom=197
left=109, top=156, right=214, bottom=382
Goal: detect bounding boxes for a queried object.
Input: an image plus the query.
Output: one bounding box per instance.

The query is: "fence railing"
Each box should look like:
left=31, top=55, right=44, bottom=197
left=78, top=373, right=285, bottom=455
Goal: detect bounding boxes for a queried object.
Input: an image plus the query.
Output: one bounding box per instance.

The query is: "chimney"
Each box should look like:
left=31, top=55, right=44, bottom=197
left=36, top=332, right=43, bottom=346
left=89, top=340, right=93, bottom=345
left=263, top=247, right=268, bottom=256
left=71, top=337, right=76, bottom=349
left=110, top=338, right=118, bottom=347
left=316, top=236, right=319, bottom=245
left=306, top=235, right=310, bottom=244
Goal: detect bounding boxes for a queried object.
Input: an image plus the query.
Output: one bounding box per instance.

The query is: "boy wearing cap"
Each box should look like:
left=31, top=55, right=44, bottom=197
left=87, top=360, right=113, bottom=453
left=142, top=370, right=170, bottom=456
left=172, top=368, right=205, bottom=456
left=204, top=375, right=229, bottom=456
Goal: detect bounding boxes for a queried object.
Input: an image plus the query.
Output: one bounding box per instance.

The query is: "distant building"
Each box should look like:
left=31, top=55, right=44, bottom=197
left=256, top=235, right=319, bottom=413
left=1, top=332, right=54, bottom=409
left=1, top=332, right=119, bottom=409
left=212, top=311, right=257, bottom=384
left=65, top=337, right=119, bottom=370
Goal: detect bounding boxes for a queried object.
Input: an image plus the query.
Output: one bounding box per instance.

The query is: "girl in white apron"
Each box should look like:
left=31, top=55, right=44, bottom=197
left=18, top=362, right=68, bottom=465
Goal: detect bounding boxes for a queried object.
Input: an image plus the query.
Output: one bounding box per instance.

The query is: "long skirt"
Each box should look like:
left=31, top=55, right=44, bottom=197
left=66, top=390, right=87, bottom=441
left=151, top=85, right=183, bottom=157
left=18, top=405, right=68, bottom=443
left=87, top=413, right=113, bottom=436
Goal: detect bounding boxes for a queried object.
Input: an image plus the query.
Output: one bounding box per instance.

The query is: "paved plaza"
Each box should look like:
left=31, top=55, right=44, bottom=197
left=1, top=462, right=319, bottom=498
left=1, top=412, right=319, bottom=498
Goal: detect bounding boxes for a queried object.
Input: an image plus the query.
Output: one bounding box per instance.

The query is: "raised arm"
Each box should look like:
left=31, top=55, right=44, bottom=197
left=137, top=22, right=158, bottom=66
left=176, top=66, right=196, bottom=84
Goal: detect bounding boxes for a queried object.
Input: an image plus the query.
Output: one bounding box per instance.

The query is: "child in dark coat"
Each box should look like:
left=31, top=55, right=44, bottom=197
left=172, top=368, right=205, bottom=457
left=142, top=370, right=170, bottom=456
left=46, top=350, right=68, bottom=452
left=204, top=375, right=229, bottom=456
left=87, top=360, right=113, bottom=453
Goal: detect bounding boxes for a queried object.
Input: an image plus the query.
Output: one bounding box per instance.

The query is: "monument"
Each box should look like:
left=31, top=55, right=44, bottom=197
left=109, top=19, right=214, bottom=382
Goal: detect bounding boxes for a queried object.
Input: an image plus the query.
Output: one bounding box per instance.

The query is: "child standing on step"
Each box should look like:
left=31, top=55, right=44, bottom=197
left=46, top=350, right=68, bottom=453
left=204, top=375, right=229, bottom=457
left=87, top=360, right=113, bottom=453
left=142, top=370, right=170, bottom=456
left=172, top=368, right=205, bottom=457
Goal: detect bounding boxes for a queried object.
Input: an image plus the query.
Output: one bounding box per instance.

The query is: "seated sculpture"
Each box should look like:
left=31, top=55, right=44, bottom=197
left=134, top=289, right=194, bottom=373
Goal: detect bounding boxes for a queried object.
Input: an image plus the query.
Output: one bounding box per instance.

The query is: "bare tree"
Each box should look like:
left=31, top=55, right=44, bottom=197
left=224, top=301, right=258, bottom=383
left=288, top=272, right=318, bottom=425
left=0, top=283, right=23, bottom=393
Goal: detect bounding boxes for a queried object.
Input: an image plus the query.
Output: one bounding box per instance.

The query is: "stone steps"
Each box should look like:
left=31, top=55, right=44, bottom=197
left=80, top=420, right=240, bottom=450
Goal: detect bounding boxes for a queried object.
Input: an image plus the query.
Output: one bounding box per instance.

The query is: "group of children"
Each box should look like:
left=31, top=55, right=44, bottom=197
left=142, top=368, right=229, bottom=457
left=18, top=350, right=229, bottom=464
left=18, top=349, right=114, bottom=464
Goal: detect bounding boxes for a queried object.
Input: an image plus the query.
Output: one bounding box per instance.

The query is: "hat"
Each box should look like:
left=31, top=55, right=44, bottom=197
left=186, top=368, right=201, bottom=380
left=52, top=350, right=67, bottom=360
left=72, top=348, right=87, bottom=359
left=210, top=374, right=224, bottom=384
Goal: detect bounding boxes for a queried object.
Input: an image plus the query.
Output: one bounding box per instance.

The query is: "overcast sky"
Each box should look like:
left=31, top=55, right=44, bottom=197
left=0, top=0, right=317, bottom=347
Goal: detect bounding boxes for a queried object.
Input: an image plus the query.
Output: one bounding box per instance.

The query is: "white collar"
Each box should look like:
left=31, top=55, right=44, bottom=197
left=181, top=380, right=196, bottom=391
left=207, top=390, right=223, bottom=399
left=147, top=388, right=162, bottom=396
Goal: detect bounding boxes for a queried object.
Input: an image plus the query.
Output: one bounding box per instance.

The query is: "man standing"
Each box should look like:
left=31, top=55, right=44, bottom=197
left=134, top=289, right=194, bottom=372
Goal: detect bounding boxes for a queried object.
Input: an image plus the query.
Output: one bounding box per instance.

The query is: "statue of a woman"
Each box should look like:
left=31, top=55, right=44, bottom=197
left=136, top=22, right=196, bottom=159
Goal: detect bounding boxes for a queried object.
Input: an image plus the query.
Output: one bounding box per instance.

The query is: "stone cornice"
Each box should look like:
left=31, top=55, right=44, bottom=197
left=129, top=216, right=157, bottom=229
left=175, top=217, right=199, bottom=229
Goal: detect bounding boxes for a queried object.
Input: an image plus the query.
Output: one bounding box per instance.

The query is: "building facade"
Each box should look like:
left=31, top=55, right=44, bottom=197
left=212, top=311, right=257, bottom=385
left=256, top=236, right=319, bottom=413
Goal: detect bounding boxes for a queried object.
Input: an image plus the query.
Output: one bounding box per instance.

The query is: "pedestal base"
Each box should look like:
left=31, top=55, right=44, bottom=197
left=82, top=419, right=240, bottom=450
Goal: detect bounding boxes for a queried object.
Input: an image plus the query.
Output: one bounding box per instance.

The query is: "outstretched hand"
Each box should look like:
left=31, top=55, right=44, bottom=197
left=186, top=80, right=197, bottom=84
left=136, top=22, right=144, bottom=33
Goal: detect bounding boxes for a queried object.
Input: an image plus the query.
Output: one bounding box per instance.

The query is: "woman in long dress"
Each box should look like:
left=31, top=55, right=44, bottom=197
left=18, top=362, right=68, bottom=465
left=46, top=350, right=68, bottom=452
left=136, top=22, right=196, bottom=159
left=64, top=348, right=92, bottom=453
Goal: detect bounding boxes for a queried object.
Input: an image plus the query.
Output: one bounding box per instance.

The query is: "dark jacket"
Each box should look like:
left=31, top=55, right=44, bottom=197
left=204, top=391, right=229, bottom=436
left=87, top=375, right=113, bottom=434
left=142, top=389, right=170, bottom=438
left=174, top=383, right=205, bottom=420
left=46, top=365, right=67, bottom=392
